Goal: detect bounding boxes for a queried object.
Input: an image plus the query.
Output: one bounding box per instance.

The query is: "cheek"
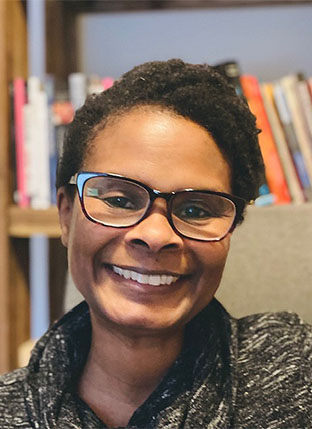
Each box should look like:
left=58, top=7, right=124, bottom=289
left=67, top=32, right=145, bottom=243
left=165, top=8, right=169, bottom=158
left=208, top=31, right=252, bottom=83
left=66, top=210, right=127, bottom=285
left=66, top=213, right=105, bottom=276
left=182, top=237, right=231, bottom=323
left=193, top=236, right=231, bottom=278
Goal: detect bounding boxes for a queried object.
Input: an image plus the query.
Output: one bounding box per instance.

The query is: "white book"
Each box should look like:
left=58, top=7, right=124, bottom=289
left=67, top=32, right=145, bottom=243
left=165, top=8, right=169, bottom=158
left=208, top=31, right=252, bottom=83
left=23, top=103, right=35, bottom=202
left=88, top=74, right=104, bottom=95
left=69, top=72, right=87, bottom=111
left=27, top=76, right=51, bottom=209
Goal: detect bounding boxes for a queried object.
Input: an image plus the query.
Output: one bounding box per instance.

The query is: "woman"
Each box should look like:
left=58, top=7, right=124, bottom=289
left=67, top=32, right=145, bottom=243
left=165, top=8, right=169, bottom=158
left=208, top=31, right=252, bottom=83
left=0, top=59, right=311, bottom=428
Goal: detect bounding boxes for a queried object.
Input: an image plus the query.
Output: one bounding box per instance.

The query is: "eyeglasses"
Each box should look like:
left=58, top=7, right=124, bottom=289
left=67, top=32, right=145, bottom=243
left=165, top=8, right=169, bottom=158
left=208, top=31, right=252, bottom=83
left=68, top=172, right=246, bottom=242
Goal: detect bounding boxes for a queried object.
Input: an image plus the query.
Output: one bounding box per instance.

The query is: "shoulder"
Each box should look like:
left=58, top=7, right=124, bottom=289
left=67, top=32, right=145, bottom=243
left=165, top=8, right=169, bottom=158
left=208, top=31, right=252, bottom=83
left=235, top=311, right=312, bottom=376
left=0, top=368, right=29, bottom=426
left=0, top=367, right=28, bottom=394
left=233, top=312, right=312, bottom=426
left=236, top=311, right=312, bottom=357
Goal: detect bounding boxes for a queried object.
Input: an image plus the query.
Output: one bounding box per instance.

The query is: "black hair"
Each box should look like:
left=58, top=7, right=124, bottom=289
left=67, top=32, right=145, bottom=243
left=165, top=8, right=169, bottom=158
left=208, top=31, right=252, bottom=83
left=56, top=59, right=264, bottom=222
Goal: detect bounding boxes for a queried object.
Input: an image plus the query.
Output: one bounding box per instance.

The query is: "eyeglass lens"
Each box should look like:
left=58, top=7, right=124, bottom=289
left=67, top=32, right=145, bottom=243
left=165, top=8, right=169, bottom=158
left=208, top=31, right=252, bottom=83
left=82, top=176, right=236, bottom=240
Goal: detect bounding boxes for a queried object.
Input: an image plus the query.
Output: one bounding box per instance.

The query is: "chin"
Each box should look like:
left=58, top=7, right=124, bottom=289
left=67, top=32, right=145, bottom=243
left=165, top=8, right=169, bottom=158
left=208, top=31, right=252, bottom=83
left=92, top=300, right=194, bottom=336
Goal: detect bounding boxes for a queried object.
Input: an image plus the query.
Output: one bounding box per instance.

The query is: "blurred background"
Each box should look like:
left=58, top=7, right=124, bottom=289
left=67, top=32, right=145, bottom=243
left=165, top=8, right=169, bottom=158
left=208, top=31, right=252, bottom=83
left=1, top=0, right=312, bottom=374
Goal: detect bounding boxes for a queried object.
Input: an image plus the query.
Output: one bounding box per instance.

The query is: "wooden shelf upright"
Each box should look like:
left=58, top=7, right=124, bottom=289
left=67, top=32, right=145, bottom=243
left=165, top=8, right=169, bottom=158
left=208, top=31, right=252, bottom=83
left=0, top=0, right=29, bottom=374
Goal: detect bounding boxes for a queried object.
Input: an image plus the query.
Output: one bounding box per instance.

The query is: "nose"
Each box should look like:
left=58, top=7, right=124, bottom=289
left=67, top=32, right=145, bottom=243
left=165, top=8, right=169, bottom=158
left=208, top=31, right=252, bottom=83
left=124, top=199, right=184, bottom=253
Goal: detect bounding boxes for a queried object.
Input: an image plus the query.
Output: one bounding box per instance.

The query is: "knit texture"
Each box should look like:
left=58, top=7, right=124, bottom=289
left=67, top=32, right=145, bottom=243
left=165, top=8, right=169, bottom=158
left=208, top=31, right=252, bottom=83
left=0, top=299, right=311, bottom=428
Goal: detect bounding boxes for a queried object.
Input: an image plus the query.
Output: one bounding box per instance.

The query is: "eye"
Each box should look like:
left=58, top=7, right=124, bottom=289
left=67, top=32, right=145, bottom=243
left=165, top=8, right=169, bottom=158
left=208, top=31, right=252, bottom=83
left=176, top=204, right=214, bottom=221
left=102, top=196, right=137, bottom=210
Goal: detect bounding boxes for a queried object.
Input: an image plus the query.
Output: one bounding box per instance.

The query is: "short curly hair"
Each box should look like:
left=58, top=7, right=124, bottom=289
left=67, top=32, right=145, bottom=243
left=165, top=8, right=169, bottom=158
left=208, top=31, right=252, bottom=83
left=56, top=59, right=264, bottom=218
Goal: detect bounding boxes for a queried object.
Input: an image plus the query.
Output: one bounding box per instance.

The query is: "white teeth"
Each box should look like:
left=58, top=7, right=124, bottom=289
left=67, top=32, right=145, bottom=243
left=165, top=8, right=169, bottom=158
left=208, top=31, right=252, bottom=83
left=112, top=265, right=179, bottom=286
left=150, top=275, right=161, bottom=286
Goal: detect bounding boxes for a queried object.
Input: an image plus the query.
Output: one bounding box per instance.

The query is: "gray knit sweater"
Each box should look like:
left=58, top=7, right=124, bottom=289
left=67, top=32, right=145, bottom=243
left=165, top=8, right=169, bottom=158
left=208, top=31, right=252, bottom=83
left=0, top=299, right=311, bottom=428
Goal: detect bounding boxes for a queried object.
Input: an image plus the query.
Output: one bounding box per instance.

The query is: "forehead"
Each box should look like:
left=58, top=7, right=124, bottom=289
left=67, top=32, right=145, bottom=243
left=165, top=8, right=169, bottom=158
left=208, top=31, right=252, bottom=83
left=84, top=107, right=231, bottom=193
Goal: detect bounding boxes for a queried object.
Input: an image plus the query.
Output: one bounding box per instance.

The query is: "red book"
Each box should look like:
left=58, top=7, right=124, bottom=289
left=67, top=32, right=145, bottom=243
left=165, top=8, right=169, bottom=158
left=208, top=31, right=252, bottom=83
left=241, top=75, right=291, bottom=204
left=13, top=78, right=29, bottom=207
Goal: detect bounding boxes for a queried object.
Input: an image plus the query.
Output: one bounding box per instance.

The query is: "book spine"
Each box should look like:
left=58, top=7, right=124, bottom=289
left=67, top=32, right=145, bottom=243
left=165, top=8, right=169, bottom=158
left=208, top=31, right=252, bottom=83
left=213, top=60, right=245, bottom=99
left=307, top=77, right=312, bottom=99
left=240, top=75, right=291, bottom=205
left=272, top=82, right=311, bottom=199
left=280, top=75, right=312, bottom=186
left=101, top=77, right=114, bottom=91
left=68, top=72, right=87, bottom=111
left=45, top=75, right=57, bottom=205
left=13, top=78, right=29, bottom=207
left=52, top=99, right=74, bottom=161
left=297, top=77, right=312, bottom=145
left=27, top=76, right=51, bottom=209
left=260, top=82, right=305, bottom=204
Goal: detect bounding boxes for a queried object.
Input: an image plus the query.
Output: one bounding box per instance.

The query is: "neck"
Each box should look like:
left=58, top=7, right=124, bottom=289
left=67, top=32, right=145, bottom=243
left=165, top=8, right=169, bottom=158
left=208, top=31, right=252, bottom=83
left=78, top=312, right=184, bottom=426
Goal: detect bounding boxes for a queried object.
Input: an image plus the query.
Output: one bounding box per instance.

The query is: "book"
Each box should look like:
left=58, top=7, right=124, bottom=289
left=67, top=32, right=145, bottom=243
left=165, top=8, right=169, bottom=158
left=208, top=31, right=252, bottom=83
left=279, top=75, right=312, bottom=189
left=215, top=62, right=272, bottom=204
left=213, top=60, right=245, bottom=100
left=45, top=75, right=58, bottom=205
left=101, top=77, right=115, bottom=91
left=88, top=74, right=104, bottom=95
left=272, top=82, right=312, bottom=200
left=240, top=75, right=291, bottom=205
left=307, top=77, right=312, bottom=99
left=52, top=99, right=74, bottom=161
left=297, top=74, right=312, bottom=144
left=68, top=72, right=87, bottom=111
left=13, top=78, right=29, bottom=207
left=260, top=82, right=305, bottom=204
left=26, top=76, right=51, bottom=209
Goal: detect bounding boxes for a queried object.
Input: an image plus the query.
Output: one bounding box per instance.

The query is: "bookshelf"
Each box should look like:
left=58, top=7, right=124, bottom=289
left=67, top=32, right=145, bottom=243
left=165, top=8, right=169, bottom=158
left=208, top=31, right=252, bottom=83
left=0, top=0, right=312, bottom=374
left=0, top=0, right=65, bottom=373
left=0, top=0, right=29, bottom=373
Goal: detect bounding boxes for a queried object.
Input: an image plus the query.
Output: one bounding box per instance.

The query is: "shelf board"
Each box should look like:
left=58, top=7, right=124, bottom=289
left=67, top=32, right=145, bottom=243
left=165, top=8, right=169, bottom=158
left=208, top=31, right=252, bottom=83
left=62, top=0, right=312, bottom=13
left=8, top=205, right=61, bottom=238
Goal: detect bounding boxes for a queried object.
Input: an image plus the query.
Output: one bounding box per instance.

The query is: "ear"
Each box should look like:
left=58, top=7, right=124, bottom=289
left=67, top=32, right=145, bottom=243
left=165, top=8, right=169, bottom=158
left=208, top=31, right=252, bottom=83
left=57, top=187, right=74, bottom=248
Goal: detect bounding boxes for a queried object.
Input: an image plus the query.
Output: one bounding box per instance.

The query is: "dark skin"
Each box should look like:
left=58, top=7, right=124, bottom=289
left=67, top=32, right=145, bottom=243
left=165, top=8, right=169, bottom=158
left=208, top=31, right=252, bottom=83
left=57, top=108, right=232, bottom=426
left=78, top=318, right=184, bottom=426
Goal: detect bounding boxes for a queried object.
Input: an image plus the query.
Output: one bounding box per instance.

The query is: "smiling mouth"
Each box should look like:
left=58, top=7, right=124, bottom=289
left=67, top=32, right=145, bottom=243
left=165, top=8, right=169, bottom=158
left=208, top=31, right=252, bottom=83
left=111, top=265, right=180, bottom=286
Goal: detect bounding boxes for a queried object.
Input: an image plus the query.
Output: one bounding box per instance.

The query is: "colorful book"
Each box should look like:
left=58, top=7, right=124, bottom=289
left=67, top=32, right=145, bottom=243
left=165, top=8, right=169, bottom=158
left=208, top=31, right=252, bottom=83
left=240, top=75, right=291, bottom=205
left=280, top=75, right=312, bottom=188
left=101, top=77, right=115, bottom=91
left=13, top=78, right=29, bottom=207
left=260, top=82, right=305, bottom=204
left=272, top=82, right=312, bottom=201
left=52, top=99, right=74, bottom=161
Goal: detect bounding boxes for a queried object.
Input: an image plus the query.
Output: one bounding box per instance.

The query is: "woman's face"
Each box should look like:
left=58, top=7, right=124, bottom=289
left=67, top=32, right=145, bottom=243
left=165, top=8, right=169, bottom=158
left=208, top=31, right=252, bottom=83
left=58, top=108, right=232, bottom=336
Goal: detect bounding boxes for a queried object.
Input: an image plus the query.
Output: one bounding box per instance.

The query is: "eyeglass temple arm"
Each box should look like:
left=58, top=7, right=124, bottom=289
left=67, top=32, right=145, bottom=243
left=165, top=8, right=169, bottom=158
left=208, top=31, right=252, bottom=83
left=68, top=174, right=78, bottom=185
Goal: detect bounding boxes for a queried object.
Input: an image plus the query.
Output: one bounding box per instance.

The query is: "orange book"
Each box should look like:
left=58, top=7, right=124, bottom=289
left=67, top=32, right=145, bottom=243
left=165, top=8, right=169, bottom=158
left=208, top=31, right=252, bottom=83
left=240, top=75, right=291, bottom=204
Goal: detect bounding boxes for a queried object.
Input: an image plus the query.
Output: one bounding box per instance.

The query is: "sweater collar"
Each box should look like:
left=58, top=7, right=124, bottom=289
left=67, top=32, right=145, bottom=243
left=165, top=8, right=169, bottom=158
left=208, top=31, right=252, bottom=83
left=24, top=299, right=236, bottom=428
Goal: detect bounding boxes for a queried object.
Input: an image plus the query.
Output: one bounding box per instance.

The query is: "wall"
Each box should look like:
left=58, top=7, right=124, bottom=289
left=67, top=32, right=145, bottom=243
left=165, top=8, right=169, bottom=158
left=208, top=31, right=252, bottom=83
left=77, top=4, right=312, bottom=81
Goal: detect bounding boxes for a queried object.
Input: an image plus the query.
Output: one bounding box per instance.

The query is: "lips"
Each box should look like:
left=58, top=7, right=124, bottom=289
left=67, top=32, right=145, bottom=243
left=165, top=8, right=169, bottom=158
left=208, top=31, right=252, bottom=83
left=111, top=265, right=180, bottom=286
